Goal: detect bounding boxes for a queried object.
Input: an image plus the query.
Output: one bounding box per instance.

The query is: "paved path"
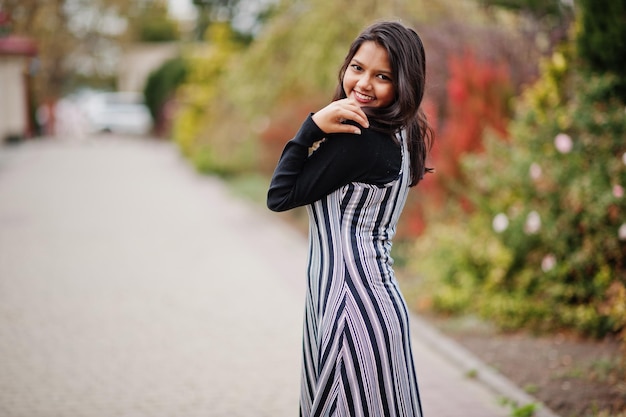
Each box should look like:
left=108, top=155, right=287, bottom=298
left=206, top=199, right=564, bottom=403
left=0, top=136, right=511, bottom=416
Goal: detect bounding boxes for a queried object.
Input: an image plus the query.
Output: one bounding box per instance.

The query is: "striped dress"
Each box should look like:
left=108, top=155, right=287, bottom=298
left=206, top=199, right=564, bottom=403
left=300, top=132, right=423, bottom=417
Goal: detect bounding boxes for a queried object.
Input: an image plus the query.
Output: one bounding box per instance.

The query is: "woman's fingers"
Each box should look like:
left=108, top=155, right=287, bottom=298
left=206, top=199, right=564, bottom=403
left=312, top=99, right=369, bottom=134
left=338, top=99, right=369, bottom=128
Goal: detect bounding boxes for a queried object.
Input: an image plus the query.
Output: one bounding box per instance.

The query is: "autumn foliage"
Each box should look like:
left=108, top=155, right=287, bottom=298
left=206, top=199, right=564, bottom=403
left=399, top=49, right=513, bottom=237
left=436, top=50, right=511, bottom=179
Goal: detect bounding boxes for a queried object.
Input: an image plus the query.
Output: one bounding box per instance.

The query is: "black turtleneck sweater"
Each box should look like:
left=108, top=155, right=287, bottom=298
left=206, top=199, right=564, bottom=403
left=267, top=115, right=402, bottom=212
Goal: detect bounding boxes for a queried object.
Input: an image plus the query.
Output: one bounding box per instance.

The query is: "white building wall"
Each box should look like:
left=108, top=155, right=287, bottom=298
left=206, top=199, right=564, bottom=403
left=117, top=42, right=180, bottom=93
left=0, top=57, right=27, bottom=141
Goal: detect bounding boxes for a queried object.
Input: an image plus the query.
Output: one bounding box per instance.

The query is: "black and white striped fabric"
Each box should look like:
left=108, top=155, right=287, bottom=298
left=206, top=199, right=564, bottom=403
left=300, top=132, right=423, bottom=417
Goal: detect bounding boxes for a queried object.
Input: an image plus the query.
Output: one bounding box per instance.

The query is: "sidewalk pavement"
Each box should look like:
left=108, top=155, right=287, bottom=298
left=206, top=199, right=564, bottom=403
left=0, top=136, right=558, bottom=417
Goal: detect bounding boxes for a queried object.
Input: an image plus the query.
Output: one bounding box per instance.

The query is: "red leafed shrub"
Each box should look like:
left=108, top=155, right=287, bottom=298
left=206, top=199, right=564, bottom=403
left=258, top=94, right=329, bottom=174
left=436, top=50, right=511, bottom=180
left=399, top=50, right=513, bottom=238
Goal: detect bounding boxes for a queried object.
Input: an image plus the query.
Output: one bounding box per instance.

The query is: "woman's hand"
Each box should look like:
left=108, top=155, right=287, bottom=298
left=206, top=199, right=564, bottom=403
left=312, top=99, right=369, bottom=135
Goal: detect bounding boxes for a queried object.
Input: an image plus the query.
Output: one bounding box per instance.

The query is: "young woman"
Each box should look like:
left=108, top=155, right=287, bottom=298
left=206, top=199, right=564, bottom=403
left=267, top=21, right=433, bottom=417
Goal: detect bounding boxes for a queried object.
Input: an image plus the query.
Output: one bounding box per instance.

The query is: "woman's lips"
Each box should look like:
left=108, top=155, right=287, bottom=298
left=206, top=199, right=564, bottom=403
left=353, top=91, right=375, bottom=103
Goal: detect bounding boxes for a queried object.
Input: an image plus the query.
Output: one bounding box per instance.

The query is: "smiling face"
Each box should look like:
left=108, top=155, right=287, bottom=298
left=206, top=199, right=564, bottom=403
left=342, top=41, right=395, bottom=109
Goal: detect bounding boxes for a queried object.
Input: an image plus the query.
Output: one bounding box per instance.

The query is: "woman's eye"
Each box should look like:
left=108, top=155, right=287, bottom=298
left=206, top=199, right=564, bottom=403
left=351, top=64, right=363, bottom=71
left=377, top=74, right=392, bottom=81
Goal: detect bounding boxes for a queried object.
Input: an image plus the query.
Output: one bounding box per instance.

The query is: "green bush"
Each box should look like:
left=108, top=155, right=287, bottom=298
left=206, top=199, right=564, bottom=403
left=411, top=45, right=626, bottom=341
left=576, top=0, right=626, bottom=101
left=139, top=19, right=179, bottom=42
left=135, top=2, right=179, bottom=42
left=144, top=56, right=187, bottom=123
left=409, top=215, right=514, bottom=315
left=171, top=23, right=255, bottom=174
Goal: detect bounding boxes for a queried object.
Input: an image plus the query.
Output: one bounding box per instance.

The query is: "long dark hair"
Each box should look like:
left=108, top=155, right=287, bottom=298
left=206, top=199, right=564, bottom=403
left=333, top=21, right=434, bottom=186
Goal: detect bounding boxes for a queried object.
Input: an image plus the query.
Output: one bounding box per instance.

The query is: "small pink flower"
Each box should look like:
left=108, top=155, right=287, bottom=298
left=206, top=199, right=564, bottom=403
left=542, top=254, right=557, bottom=272
left=529, top=163, right=542, bottom=180
left=554, top=133, right=573, bottom=154
left=614, top=185, right=624, bottom=198
left=524, top=211, right=541, bottom=234
left=492, top=213, right=509, bottom=233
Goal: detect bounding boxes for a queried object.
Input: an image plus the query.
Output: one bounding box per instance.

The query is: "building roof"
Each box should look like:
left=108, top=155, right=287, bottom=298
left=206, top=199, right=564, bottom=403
left=0, top=36, right=37, bottom=56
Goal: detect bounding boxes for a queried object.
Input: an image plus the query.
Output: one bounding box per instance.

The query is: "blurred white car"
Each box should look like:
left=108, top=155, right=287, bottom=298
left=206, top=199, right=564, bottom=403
left=84, top=92, right=153, bottom=135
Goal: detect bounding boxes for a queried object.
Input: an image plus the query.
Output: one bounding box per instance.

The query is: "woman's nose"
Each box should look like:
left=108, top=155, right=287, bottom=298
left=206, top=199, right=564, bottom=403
left=356, top=75, right=372, bottom=90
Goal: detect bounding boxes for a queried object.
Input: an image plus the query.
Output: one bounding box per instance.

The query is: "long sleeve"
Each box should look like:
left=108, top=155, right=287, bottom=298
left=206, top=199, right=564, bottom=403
left=267, top=115, right=401, bottom=212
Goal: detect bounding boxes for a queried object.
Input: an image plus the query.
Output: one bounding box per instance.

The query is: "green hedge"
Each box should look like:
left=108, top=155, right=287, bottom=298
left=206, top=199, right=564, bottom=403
left=144, top=56, right=188, bottom=123
left=411, top=46, right=626, bottom=341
